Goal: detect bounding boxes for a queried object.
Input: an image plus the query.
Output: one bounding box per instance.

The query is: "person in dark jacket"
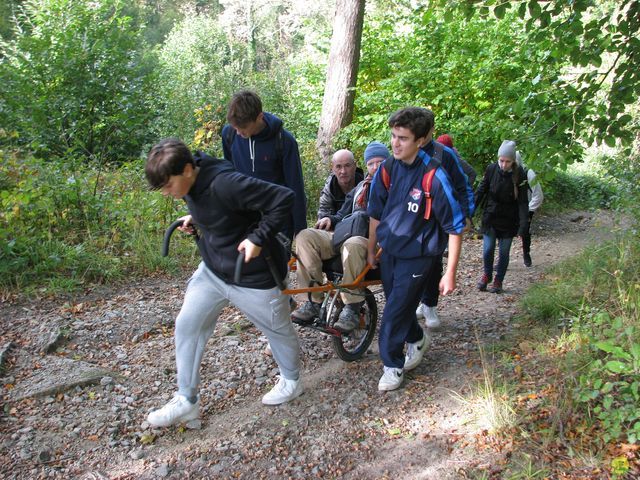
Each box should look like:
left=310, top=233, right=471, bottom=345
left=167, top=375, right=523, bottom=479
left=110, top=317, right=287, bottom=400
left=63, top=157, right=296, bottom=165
left=144, top=138, right=303, bottom=428
left=222, top=90, right=307, bottom=238
left=516, top=151, right=544, bottom=267
left=291, top=142, right=388, bottom=330
left=474, top=140, right=529, bottom=294
left=436, top=134, right=477, bottom=187
left=414, top=120, right=476, bottom=330
left=316, top=149, right=364, bottom=220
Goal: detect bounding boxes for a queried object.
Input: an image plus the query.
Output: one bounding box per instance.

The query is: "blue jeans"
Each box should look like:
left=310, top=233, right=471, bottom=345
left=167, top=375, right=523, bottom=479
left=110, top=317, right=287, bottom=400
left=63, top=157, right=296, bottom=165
left=482, top=228, right=514, bottom=282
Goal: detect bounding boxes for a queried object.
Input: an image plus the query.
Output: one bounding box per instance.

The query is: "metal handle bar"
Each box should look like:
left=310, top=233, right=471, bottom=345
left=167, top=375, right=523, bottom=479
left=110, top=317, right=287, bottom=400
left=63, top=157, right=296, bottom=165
left=162, top=219, right=186, bottom=257
left=233, top=249, right=287, bottom=291
left=234, top=251, right=245, bottom=284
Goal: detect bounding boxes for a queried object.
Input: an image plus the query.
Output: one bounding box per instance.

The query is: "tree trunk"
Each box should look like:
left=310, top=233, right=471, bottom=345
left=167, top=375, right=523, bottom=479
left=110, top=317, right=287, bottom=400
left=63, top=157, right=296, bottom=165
left=316, top=0, right=365, bottom=164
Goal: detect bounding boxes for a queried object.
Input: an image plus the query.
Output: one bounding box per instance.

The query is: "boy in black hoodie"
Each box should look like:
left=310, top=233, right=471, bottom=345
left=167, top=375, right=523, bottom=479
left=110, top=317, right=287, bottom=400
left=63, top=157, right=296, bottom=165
left=144, top=138, right=303, bottom=427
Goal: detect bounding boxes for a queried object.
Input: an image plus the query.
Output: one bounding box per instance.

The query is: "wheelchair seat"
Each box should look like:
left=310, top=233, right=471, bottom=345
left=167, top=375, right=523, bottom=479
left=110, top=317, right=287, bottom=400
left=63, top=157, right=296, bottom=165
left=321, top=255, right=381, bottom=283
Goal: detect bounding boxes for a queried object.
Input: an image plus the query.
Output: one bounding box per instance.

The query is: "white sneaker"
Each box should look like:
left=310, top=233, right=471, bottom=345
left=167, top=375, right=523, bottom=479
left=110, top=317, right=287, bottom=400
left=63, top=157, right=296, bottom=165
left=415, top=303, right=425, bottom=319
left=262, top=376, right=304, bottom=405
left=404, top=334, right=427, bottom=371
left=147, top=394, right=199, bottom=427
left=378, top=366, right=404, bottom=391
left=424, top=306, right=441, bottom=329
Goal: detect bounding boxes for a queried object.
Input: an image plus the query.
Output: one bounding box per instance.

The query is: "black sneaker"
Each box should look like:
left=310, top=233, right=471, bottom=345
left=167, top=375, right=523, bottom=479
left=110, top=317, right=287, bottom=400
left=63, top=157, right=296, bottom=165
left=523, top=253, right=532, bottom=267
left=488, top=280, right=503, bottom=294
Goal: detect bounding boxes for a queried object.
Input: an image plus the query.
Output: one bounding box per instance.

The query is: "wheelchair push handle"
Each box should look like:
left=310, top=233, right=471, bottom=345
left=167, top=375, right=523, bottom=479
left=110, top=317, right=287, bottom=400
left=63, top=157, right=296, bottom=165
left=162, top=219, right=199, bottom=257
left=233, top=248, right=287, bottom=291
left=162, top=219, right=186, bottom=257
left=233, top=251, right=245, bottom=284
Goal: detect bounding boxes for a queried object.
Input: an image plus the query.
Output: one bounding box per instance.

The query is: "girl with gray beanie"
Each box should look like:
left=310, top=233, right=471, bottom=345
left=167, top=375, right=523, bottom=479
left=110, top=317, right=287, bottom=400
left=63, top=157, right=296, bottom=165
left=473, top=140, right=529, bottom=293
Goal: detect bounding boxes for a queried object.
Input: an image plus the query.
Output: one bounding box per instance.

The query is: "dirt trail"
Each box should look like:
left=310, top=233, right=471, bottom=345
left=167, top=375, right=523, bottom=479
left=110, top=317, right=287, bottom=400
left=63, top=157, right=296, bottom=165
left=0, top=210, right=626, bottom=480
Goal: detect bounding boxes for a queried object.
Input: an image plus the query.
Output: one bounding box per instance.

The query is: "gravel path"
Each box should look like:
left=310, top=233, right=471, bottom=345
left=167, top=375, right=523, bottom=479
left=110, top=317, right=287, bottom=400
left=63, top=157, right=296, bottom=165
left=0, top=210, right=624, bottom=479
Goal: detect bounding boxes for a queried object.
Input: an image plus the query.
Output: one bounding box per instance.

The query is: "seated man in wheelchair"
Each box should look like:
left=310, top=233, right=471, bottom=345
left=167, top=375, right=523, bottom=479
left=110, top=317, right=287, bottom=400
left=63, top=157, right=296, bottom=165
left=291, top=142, right=390, bottom=332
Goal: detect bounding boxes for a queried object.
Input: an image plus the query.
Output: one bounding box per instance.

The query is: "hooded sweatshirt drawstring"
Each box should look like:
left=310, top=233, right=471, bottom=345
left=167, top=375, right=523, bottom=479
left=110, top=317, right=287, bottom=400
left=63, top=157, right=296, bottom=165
left=249, top=138, right=256, bottom=172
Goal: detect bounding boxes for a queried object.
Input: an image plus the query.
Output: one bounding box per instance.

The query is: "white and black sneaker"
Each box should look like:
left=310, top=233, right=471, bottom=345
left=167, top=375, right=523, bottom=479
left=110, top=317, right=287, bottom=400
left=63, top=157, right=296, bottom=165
left=333, top=302, right=363, bottom=332
left=378, top=366, right=404, bottom=391
left=291, top=301, right=320, bottom=324
left=423, top=306, right=441, bottom=329
left=404, top=334, right=428, bottom=371
left=262, top=376, right=304, bottom=405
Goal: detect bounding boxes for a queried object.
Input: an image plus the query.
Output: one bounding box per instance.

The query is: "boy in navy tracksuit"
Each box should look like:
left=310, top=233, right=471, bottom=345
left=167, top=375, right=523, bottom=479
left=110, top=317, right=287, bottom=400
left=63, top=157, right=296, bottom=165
left=367, top=107, right=465, bottom=391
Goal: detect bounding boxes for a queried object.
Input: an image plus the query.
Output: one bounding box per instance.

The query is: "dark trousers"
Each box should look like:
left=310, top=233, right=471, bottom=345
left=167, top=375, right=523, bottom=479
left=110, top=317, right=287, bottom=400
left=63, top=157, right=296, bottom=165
left=419, top=254, right=443, bottom=307
left=379, top=252, right=437, bottom=368
left=521, top=211, right=534, bottom=254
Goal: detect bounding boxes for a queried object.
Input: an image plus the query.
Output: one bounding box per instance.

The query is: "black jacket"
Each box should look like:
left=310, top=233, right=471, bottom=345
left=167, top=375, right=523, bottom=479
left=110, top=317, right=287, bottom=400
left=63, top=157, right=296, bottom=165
left=474, top=162, right=529, bottom=238
left=316, top=168, right=365, bottom=219
left=328, top=177, right=371, bottom=229
left=184, top=152, right=294, bottom=289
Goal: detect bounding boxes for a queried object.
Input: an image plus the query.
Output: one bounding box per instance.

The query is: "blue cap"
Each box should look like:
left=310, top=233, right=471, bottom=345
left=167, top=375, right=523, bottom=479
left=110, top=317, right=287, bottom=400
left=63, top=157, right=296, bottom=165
left=364, top=141, right=390, bottom=163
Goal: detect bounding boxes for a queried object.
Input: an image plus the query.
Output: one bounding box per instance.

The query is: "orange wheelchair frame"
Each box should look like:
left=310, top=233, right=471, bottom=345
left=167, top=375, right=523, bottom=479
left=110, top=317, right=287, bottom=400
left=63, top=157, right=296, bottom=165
left=282, top=249, right=382, bottom=362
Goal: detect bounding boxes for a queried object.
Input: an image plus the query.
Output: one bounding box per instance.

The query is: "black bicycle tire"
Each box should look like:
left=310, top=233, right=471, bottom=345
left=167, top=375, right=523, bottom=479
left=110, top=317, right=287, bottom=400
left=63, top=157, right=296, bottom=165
left=331, top=289, right=378, bottom=362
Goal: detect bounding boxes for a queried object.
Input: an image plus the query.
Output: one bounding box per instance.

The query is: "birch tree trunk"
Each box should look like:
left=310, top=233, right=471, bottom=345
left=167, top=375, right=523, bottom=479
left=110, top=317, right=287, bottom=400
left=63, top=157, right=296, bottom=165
left=316, top=0, right=365, bottom=164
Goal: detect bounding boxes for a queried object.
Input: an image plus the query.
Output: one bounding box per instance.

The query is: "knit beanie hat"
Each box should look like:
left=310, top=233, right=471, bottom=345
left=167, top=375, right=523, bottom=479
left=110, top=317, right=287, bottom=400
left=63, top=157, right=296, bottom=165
left=498, top=140, right=517, bottom=160
left=515, top=151, right=523, bottom=166
left=436, top=134, right=454, bottom=148
left=364, top=141, right=390, bottom=163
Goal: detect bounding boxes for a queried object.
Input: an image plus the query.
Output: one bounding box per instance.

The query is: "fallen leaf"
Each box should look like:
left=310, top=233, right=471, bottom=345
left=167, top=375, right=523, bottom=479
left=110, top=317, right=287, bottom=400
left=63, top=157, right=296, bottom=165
left=140, top=433, right=156, bottom=445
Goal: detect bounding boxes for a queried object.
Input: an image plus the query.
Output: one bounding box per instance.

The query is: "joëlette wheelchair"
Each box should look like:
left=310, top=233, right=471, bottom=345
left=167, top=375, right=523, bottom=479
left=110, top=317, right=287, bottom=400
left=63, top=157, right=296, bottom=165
left=163, top=221, right=381, bottom=362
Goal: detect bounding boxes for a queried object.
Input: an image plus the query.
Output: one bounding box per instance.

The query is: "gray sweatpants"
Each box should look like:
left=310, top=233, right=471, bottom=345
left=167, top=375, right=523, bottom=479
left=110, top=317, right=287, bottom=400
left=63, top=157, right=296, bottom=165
left=175, top=262, right=301, bottom=399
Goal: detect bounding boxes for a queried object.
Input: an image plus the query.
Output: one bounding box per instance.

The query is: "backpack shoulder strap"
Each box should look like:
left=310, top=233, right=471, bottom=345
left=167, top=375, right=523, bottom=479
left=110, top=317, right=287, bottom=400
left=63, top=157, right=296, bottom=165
left=487, top=162, right=499, bottom=184
left=275, top=127, right=284, bottom=164
left=420, top=157, right=441, bottom=220
left=380, top=156, right=395, bottom=190
left=421, top=168, right=438, bottom=220
left=523, top=166, right=532, bottom=192
left=432, top=141, right=445, bottom=164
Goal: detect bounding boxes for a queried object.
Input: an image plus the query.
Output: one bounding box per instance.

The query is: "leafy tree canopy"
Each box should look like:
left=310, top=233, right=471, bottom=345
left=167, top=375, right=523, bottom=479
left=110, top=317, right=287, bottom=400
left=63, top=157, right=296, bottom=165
left=444, top=0, right=639, bottom=168
left=0, top=0, right=156, bottom=163
left=336, top=0, right=638, bottom=175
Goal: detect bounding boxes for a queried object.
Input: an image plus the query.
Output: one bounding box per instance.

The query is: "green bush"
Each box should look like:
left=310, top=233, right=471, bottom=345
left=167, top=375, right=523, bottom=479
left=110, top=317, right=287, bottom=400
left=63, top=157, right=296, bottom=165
left=298, top=139, right=329, bottom=222
left=543, top=169, right=618, bottom=211
left=575, top=310, right=640, bottom=444
left=521, top=233, right=640, bottom=446
left=337, top=6, right=581, bottom=175
left=154, top=11, right=250, bottom=144
left=0, top=151, right=193, bottom=293
left=0, top=0, right=156, bottom=164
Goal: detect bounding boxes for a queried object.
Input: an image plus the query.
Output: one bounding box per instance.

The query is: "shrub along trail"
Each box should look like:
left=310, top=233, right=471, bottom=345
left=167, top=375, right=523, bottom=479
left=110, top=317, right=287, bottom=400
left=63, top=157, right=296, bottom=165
left=0, top=210, right=622, bottom=479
